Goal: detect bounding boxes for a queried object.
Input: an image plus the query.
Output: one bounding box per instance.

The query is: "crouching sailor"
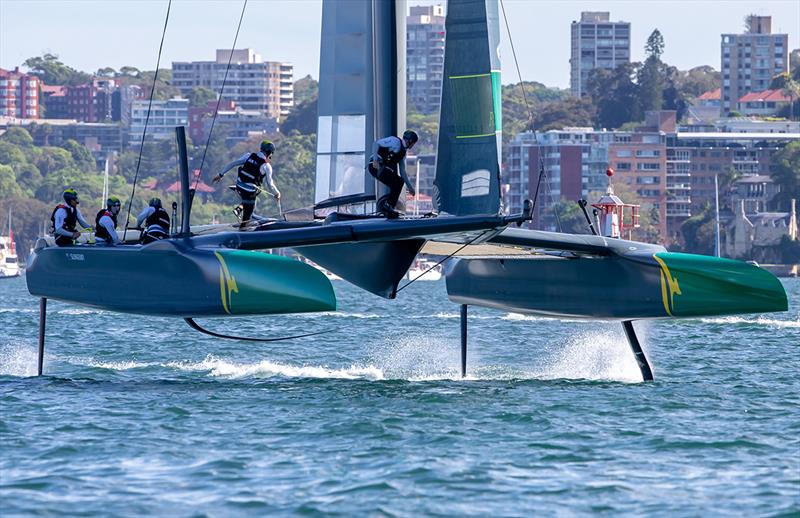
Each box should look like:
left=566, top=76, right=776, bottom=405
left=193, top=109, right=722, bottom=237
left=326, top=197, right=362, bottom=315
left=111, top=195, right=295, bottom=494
left=95, top=197, right=122, bottom=245
left=51, top=189, right=92, bottom=247
left=368, top=130, right=418, bottom=218
left=212, top=140, right=280, bottom=228
left=136, top=197, right=170, bottom=244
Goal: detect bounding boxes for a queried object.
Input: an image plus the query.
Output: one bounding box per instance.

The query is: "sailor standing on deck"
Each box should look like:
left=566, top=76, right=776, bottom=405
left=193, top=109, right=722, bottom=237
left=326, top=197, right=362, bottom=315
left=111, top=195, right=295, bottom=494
left=368, top=130, right=417, bottom=218
left=211, top=140, right=280, bottom=228
left=95, top=197, right=122, bottom=245
left=50, top=189, right=92, bottom=247
left=136, top=197, right=170, bottom=244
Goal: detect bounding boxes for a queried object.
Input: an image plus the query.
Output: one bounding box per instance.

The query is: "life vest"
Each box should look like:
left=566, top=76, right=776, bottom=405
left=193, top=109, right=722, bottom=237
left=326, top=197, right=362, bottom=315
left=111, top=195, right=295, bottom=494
left=95, top=209, right=118, bottom=242
left=376, top=136, right=407, bottom=169
left=145, top=207, right=170, bottom=232
left=50, top=204, right=77, bottom=234
left=237, top=152, right=266, bottom=187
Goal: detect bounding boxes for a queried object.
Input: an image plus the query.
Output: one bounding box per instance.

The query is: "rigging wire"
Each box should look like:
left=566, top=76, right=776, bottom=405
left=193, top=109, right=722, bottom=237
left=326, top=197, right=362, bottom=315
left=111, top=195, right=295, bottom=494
left=395, top=230, right=492, bottom=294
left=122, top=0, right=172, bottom=242
left=499, top=0, right=562, bottom=233
left=194, top=0, right=248, bottom=195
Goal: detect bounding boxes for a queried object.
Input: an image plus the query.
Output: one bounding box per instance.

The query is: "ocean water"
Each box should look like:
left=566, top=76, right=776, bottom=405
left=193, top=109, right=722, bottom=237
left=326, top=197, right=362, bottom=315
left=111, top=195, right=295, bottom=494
left=1, top=274, right=798, bottom=516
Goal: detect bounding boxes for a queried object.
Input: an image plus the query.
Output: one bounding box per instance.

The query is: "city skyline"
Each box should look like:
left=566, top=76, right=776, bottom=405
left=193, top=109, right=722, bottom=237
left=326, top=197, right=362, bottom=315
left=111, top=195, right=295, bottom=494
left=1, top=0, right=798, bottom=89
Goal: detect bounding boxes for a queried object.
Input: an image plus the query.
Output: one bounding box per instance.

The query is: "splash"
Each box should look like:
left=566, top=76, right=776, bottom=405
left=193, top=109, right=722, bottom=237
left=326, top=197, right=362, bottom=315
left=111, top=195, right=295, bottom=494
left=85, top=359, right=156, bottom=371
left=0, top=343, right=39, bottom=377
left=367, top=335, right=466, bottom=381
left=168, top=355, right=384, bottom=380
left=698, top=316, right=800, bottom=329
left=529, top=325, right=647, bottom=383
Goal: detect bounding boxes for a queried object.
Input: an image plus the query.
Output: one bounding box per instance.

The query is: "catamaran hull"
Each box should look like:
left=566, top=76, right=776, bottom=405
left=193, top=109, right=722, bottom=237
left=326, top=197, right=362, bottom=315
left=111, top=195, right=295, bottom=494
left=446, top=251, right=788, bottom=319
left=25, top=241, right=336, bottom=317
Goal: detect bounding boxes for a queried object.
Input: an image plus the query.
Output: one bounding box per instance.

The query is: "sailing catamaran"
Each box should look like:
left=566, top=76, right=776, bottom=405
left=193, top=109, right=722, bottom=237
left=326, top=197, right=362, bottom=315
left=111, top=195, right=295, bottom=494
left=25, top=0, right=786, bottom=380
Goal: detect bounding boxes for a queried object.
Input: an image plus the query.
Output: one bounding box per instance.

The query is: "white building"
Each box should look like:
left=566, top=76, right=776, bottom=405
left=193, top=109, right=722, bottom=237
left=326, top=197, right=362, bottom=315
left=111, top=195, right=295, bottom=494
left=210, top=107, right=280, bottom=146
left=129, top=98, right=189, bottom=143
left=407, top=5, right=445, bottom=114
left=570, top=12, right=630, bottom=98
left=172, top=49, right=293, bottom=119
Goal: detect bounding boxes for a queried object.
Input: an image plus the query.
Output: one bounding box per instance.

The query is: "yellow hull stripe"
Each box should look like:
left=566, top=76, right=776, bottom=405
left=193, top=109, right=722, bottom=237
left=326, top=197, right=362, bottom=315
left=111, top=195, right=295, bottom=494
left=215, top=251, right=238, bottom=315
left=653, top=254, right=681, bottom=316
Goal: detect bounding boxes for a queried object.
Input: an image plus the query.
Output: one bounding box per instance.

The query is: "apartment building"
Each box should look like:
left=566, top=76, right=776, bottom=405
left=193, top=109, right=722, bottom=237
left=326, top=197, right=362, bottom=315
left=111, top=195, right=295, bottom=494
left=570, top=12, right=630, bottom=98
left=129, top=98, right=189, bottom=143
left=720, top=15, right=788, bottom=114
left=0, top=67, right=40, bottom=119
left=172, top=49, right=293, bottom=119
left=407, top=5, right=445, bottom=114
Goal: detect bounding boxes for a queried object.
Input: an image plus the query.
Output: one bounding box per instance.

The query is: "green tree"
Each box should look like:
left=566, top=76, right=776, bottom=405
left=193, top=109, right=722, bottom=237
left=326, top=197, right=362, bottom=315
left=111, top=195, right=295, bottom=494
left=96, top=67, right=116, bottom=77
left=680, top=202, right=715, bottom=255
left=119, top=66, right=141, bottom=77
left=588, top=63, right=641, bottom=129
left=0, top=127, right=34, bottom=148
left=0, top=141, right=28, bottom=166
left=61, top=139, right=96, bottom=172
left=281, top=98, right=317, bottom=136
left=23, top=53, right=90, bottom=86
left=0, top=164, right=24, bottom=199
left=187, top=87, right=217, bottom=107
left=15, top=163, right=43, bottom=197
left=406, top=109, right=439, bottom=155
left=549, top=199, right=593, bottom=234
left=771, top=140, right=800, bottom=211
left=532, top=97, right=595, bottom=131
left=293, top=75, right=318, bottom=105
left=637, top=29, right=665, bottom=115
left=34, top=147, right=74, bottom=177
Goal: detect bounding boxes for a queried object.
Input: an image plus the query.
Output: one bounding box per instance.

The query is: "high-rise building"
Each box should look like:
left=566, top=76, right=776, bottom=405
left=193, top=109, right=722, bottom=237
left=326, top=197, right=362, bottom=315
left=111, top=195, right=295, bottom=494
left=0, top=67, right=40, bottom=119
left=129, top=98, right=189, bottom=143
left=407, top=5, right=445, bottom=114
left=570, top=12, right=630, bottom=97
left=720, top=15, right=788, bottom=115
left=172, top=49, right=293, bottom=119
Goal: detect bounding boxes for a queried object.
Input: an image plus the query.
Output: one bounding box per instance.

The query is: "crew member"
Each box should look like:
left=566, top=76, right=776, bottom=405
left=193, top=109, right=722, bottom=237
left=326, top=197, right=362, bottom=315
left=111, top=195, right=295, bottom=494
left=368, top=130, right=418, bottom=218
left=50, top=189, right=92, bottom=247
left=136, top=197, right=170, bottom=244
left=211, top=140, right=280, bottom=228
left=95, top=197, right=122, bottom=245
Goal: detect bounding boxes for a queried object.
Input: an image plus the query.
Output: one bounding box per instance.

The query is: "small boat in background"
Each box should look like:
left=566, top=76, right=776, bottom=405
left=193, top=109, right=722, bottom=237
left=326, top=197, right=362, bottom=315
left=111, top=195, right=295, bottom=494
left=0, top=211, right=21, bottom=279
left=405, top=258, right=442, bottom=281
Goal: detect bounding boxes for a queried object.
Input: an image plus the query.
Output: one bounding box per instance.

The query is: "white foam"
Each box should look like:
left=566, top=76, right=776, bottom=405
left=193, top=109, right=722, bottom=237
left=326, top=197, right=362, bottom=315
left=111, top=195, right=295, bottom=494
left=699, top=316, right=800, bottom=329
left=168, top=355, right=385, bottom=380
left=57, top=308, right=98, bottom=315
left=0, top=308, right=37, bottom=314
left=0, top=343, right=39, bottom=377
left=529, top=326, right=647, bottom=383
left=85, top=360, right=156, bottom=370
left=367, top=335, right=466, bottom=380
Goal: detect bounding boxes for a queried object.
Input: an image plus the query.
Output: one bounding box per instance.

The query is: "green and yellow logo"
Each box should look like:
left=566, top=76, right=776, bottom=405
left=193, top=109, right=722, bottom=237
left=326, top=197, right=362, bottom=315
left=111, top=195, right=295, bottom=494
left=653, top=254, right=682, bottom=316
left=215, top=251, right=239, bottom=314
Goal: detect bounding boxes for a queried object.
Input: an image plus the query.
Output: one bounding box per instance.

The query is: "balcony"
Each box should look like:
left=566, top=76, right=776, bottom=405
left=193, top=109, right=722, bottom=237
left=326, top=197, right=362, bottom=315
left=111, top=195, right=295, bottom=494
left=667, top=196, right=691, bottom=204
left=667, top=209, right=692, bottom=217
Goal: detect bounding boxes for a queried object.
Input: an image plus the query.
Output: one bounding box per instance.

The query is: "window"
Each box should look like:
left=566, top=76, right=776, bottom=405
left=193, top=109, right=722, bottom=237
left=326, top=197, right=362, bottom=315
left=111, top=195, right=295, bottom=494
left=616, top=149, right=631, bottom=157
left=616, top=162, right=631, bottom=170
left=637, top=163, right=660, bottom=171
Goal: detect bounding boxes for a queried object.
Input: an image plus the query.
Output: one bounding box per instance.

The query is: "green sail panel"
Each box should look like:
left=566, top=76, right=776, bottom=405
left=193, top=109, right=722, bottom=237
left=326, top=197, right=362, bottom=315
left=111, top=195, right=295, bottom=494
left=434, top=0, right=502, bottom=216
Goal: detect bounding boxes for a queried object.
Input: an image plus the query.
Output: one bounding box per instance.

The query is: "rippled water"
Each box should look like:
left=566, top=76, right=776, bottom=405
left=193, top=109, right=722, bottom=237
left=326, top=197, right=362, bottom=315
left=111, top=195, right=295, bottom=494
left=1, top=274, right=798, bottom=516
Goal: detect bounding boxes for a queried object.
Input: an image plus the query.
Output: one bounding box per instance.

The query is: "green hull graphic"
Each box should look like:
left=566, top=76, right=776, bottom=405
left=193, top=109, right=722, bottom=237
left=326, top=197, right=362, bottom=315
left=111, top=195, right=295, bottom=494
left=652, top=252, right=788, bottom=317
left=214, top=250, right=336, bottom=315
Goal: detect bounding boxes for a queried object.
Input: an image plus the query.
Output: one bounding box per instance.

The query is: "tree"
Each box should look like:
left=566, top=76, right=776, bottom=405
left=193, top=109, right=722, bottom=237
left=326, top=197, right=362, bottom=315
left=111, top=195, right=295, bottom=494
left=791, top=49, right=800, bottom=82
left=771, top=140, right=800, bottom=211
left=676, top=66, right=721, bottom=98
left=532, top=97, right=595, bottom=131
left=293, top=75, right=318, bottom=105
left=680, top=202, right=715, bottom=255
left=23, top=53, right=90, bottom=86
left=770, top=72, right=800, bottom=120
left=119, top=66, right=141, bottom=77
left=281, top=98, right=317, bottom=136
left=97, top=67, right=116, bottom=77
left=502, top=81, right=568, bottom=143
left=0, top=127, right=34, bottom=148
left=406, top=109, right=439, bottom=155
left=637, top=30, right=665, bottom=114
left=61, top=139, right=96, bottom=172
left=0, top=164, right=24, bottom=199
left=549, top=199, right=593, bottom=234
left=187, top=87, right=217, bottom=107
left=588, top=63, right=641, bottom=129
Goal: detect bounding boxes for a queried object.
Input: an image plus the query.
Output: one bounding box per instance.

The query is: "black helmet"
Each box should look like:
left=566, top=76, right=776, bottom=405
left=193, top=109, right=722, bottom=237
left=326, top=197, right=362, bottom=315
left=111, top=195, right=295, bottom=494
left=149, top=197, right=162, bottom=208
left=402, top=130, right=419, bottom=146
left=63, top=189, right=79, bottom=204
left=107, top=196, right=121, bottom=209
left=260, top=140, right=275, bottom=156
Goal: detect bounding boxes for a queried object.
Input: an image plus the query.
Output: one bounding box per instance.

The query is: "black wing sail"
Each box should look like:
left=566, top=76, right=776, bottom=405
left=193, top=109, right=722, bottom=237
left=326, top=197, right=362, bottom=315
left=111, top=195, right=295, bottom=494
left=434, top=0, right=503, bottom=216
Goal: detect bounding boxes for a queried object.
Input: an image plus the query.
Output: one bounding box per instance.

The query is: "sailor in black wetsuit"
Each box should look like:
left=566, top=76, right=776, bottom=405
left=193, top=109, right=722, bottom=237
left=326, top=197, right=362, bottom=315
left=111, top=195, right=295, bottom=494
left=136, top=197, right=170, bottom=244
left=368, top=130, right=418, bottom=218
left=212, top=140, right=280, bottom=228
left=95, top=197, right=122, bottom=245
left=50, top=189, right=92, bottom=247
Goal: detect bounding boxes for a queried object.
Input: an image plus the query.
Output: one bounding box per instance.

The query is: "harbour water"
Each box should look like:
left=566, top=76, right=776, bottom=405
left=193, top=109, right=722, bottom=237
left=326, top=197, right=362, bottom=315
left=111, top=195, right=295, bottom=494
left=1, top=275, right=798, bottom=515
